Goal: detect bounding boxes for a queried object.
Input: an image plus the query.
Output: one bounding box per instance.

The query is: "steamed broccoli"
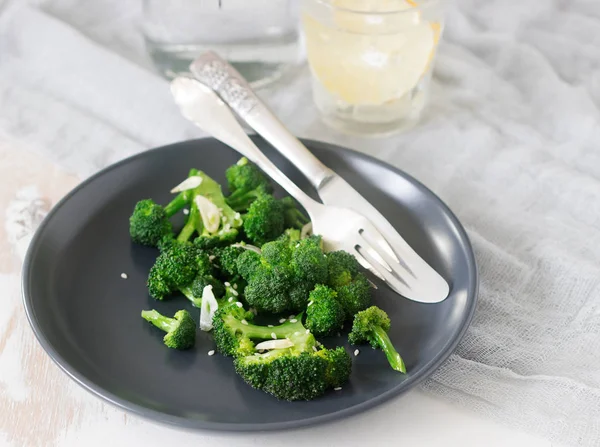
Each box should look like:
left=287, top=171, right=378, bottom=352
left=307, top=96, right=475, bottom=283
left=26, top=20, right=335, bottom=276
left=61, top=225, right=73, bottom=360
left=141, top=309, right=196, bottom=349
left=242, top=195, right=285, bottom=246
left=336, top=274, right=371, bottom=318
left=225, top=157, right=273, bottom=211
left=130, top=169, right=206, bottom=247
left=228, top=317, right=352, bottom=400
left=280, top=196, right=309, bottom=230
left=211, top=301, right=259, bottom=357
left=146, top=241, right=211, bottom=300
left=305, top=285, right=345, bottom=336
left=129, top=197, right=182, bottom=247
left=177, top=170, right=243, bottom=246
left=179, top=274, right=226, bottom=308
left=236, top=236, right=328, bottom=313
left=348, top=306, right=406, bottom=373
left=326, top=250, right=371, bottom=318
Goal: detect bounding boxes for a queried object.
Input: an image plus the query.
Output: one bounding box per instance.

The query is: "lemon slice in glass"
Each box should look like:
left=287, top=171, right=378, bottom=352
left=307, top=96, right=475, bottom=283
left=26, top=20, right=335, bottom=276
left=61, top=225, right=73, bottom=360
left=304, top=0, right=437, bottom=106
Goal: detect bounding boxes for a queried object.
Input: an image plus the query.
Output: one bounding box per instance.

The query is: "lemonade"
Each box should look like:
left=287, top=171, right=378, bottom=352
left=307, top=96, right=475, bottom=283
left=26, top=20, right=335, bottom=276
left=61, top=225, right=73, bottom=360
left=301, top=0, right=444, bottom=135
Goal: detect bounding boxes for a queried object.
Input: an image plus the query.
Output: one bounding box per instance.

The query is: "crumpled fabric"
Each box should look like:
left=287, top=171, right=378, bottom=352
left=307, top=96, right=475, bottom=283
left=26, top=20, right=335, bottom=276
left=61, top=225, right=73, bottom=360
left=1, top=0, right=599, bottom=445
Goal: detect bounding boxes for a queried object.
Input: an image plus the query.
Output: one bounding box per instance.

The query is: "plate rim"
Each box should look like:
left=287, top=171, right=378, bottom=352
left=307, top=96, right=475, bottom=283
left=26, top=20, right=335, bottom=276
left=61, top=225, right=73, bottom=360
left=21, top=137, right=478, bottom=432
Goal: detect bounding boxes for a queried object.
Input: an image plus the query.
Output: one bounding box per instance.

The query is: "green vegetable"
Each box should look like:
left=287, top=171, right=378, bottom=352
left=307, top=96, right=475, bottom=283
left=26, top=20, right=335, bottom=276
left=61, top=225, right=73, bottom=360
left=348, top=306, right=406, bottom=373
left=141, top=309, right=196, bottom=350
left=146, top=241, right=211, bottom=300
left=178, top=170, right=243, bottom=246
left=129, top=197, right=184, bottom=247
left=225, top=157, right=273, bottom=211
left=237, top=236, right=328, bottom=313
left=305, top=285, right=345, bottom=336
left=326, top=250, right=371, bottom=318
left=242, top=195, right=285, bottom=246
left=224, top=313, right=351, bottom=400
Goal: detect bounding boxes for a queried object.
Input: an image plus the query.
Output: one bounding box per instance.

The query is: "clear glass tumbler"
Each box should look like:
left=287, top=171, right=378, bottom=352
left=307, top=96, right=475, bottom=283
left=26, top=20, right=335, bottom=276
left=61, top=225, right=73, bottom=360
left=143, top=0, right=303, bottom=88
left=301, top=0, right=445, bottom=135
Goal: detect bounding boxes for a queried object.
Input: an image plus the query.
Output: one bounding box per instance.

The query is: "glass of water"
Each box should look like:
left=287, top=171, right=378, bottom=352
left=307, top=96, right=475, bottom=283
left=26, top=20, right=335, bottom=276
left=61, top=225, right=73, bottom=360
left=143, top=0, right=303, bottom=88
left=301, top=0, right=445, bottom=135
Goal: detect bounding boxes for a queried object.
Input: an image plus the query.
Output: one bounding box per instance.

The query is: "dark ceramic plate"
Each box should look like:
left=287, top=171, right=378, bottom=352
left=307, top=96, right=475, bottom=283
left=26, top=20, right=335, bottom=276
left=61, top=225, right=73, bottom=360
left=22, top=137, right=477, bottom=431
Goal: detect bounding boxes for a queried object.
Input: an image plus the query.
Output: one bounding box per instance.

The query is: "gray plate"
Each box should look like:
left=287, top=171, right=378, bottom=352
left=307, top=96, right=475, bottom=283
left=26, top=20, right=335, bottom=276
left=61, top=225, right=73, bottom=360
left=22, top=137, right=477, bottom=431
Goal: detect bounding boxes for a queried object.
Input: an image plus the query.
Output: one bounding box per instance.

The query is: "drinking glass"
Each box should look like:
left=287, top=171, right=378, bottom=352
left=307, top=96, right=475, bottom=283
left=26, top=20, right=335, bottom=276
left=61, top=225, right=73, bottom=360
left=301, top=0, right=445, bottom=135
left=143, top=0, right=303, bottom=88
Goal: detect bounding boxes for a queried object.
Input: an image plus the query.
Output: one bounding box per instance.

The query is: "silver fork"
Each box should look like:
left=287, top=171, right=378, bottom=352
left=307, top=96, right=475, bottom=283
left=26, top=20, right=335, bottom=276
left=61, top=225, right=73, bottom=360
left=171, top=77, right=442, bottom=302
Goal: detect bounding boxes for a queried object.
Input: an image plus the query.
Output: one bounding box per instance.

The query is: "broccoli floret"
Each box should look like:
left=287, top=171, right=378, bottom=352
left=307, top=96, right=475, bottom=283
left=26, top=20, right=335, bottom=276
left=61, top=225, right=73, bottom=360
left=193, top=228, right=239, bottom=249
left=141, top=309, right=196, bottom=350
left=326, top=251, right=360, bottom=288
left=179, top=274, right=226, bottom=308
left=348, top=306, right=406, bottom=373
left=336, top=273, right=371, bottom=318
left=236, top=237, right=329, bottom=313
left=211, top=301, right=260, bottom=357
left=129, top=199, right=177, bottom=247
left=280, top=196, right=309, bottom=230
left=230, top=318, right=352, bottom=400
left=213, top=245, right=244, bottom=278
left=305, top=285, right=345, bottom=336
left=315, top=346, right=353, bottom=388
left=177, top=170, right=243, bottom=244
left=225, top=157, right=272, bottom=202
left=243, top=195, right=285, bottom=246
left=225, top=158, right=276, bottom=212
left=291, top=235, right=328, bottom=285
left=325, top=251, right=371, bottom=319
left=146, top=241, right=210, bottom=300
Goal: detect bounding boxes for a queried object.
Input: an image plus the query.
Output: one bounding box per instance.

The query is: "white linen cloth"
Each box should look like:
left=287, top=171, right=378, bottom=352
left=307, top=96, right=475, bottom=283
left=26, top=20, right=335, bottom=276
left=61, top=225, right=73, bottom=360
left=1, top=0, right=599, bottom=445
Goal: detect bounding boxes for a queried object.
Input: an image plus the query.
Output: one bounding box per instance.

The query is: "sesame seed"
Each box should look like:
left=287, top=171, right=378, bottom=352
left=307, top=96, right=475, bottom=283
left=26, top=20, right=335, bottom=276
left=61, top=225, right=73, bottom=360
left=233, top=283, right=238, bottom=290
left=208, top=255, right=216, bottom=261
left=279, top=318, right=286, bottom=324
left=307, top=301, right=313, bottom=307
left=183, top=208, right=190, bottom=215
left=271, top=333, right=277, bottom=340
left=228, top=297, right=233, bottom=302
left=234, top=212, right=241, bottom=220
left=231, top=289, right=239, bottom=296
left=290, top=319, right=297, bottom=323
left=208, top=350, right=215, bottom=356
left=334, top=387, right=342, bottom=391
left=268, top=325, right=274, bottom=328
left=294, top=332, right=300, bottom=336
left=312, top=346, right=318, bottom=352
left=306, top=329, right=310, bottom=334
left=224, top=281, right=231, bottom=287
left=236, top=302, right=243, bottom=308
left=241, top=319, right=248, bottom=325
left=354, top=349, right=360, bottom=356
left=120, top=273, right=128, bottom=279
left=295, top=243, right=300, bottom=248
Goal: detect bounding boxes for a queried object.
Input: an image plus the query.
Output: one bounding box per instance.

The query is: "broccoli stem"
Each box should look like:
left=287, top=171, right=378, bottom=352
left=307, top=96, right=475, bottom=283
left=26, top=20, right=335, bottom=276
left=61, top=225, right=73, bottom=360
left=177, top=202, right=202, bottom=242
left=163, top=192, right=188, bottom=217
left=373, top=326, right=406, bottom=373
left=226, top=316, right=305, bottom=340
left=179, top=287, right=202, bottom=308
left=141, top=310, right=176, bottom=333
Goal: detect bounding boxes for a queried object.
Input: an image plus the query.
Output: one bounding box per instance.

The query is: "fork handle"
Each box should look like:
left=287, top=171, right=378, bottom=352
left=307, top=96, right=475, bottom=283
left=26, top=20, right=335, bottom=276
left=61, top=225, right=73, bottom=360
left=189, top=52, right=334, bottom=190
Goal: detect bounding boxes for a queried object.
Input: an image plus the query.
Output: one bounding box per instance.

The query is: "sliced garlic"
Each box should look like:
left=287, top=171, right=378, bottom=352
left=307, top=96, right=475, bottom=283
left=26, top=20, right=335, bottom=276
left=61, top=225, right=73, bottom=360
left=195, top=195, right=221, bottom=234
left=200, top=285, right=219, bottom=331
left=255, top=339, right=294, bottom=350
left=170, top=176, right=202, bottom=193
